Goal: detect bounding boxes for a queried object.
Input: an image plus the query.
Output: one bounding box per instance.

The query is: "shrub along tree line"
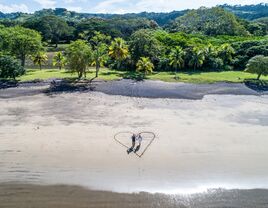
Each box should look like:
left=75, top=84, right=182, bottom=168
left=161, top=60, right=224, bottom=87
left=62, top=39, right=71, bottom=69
left=0, top=6, right=268, bottom=80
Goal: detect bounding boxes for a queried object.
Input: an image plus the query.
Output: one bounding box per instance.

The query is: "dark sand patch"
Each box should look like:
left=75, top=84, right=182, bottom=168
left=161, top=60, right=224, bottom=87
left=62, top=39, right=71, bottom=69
left=1, top=79, right=267, bottom=99
left=92, top=79, right=267, bottom=99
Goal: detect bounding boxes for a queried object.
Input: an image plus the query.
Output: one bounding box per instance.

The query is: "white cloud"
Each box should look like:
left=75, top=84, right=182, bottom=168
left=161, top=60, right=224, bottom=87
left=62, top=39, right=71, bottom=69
left=0, top=3, right=29, bottom=13
left=1, top=0, right=266, bottom=14
left=65, top=6, right=82, bottom=12
left=93, top=0, right=129, bottom=13
left=63, top=0, right=88, bottom=3
left=33, top=0, right=56, bottom=8
left=63, top=0, right=74, bottom=3
left=92, top=0, right=267, bottom=14
left=134, top=0, right=267, bottom=12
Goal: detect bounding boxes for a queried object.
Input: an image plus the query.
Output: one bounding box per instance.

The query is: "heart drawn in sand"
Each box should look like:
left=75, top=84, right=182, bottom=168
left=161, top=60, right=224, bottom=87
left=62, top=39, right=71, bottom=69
left=114, top=131, right=156, bottom=158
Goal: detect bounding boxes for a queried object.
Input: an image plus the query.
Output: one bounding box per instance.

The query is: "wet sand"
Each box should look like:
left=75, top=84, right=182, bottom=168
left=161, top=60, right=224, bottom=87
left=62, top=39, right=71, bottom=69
left=1, top=183, right=268, bottom=208
left=0, top=81, right=268, bottom=206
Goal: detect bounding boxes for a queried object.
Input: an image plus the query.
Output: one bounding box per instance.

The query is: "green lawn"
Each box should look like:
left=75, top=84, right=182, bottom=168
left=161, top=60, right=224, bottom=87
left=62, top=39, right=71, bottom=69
left=19, top=68, right=124, bottom=82
left=147, top=71, right=268, bottom=83
left=19, top=68, right=268, bottom=84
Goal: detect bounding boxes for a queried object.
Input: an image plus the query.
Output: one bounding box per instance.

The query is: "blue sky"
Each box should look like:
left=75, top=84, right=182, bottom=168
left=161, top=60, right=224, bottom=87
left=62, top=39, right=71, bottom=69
left=0, top=0, right=266, bottom=14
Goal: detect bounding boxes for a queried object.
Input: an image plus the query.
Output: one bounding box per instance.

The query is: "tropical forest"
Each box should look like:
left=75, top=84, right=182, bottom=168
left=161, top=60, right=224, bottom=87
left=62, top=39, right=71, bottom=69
left=0, top=3, right=268, bottom=83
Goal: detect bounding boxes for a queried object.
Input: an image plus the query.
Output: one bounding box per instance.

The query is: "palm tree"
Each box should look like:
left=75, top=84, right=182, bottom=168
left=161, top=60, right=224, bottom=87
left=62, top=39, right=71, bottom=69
left=89, top=32, right=110, bottom=78
left=53, top=52, right=66, bottom=70
left=204, top=43, right=217, bottom=58
left=203, top=43, right=221, bottom=69
left=91, top=44, right=108, bottom=78
left=109, top=38, right=129, bottom=69
left=169, top=46, right=185, bottom=79
left=217, top=43, right=235, bottom=65
left=189, top=47, right=205, bottom=70
left=32, top=51, right=48, bottom=70
left=136, top=57, right=154, bottom=76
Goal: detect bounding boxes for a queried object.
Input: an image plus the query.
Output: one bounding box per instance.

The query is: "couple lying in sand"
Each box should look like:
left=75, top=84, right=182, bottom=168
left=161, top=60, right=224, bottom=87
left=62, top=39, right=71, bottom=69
left=127, top=134, right=143, bottom=154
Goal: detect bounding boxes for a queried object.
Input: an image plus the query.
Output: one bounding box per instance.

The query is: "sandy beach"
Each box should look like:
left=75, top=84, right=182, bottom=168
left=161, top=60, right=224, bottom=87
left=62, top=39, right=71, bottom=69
left=0, top=80, right=268, bottom=207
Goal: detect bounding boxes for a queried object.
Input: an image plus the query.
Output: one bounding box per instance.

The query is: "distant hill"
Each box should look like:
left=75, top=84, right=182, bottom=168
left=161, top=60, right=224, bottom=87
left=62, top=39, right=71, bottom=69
left=220, top=3, right=268, bottom=20
left=0, top=3, right=267, bottom=26
left=168, top=7, right=250, bottom=36
left=0, top=8, right=188, bottom=26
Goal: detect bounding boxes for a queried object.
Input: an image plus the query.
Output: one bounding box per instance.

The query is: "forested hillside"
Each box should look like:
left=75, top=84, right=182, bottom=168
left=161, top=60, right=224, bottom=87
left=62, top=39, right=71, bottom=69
left=221, top=3, right=268, bottom=20
left=0, top=8, right=187, bottom=26
left=168, top=7, right=249, bottom=36
left=0, top=4, right=267, bottom=25
left=1, top=4, right=268, bottom=81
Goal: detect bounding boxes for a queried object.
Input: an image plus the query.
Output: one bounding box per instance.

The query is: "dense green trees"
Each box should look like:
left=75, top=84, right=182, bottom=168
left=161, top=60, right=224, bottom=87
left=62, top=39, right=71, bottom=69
left=169, top=7, right=249, bottom=36
left=75, top=17, right=155, bottom=40
left=129, top=29, right=161, bottom=63
left=232, top=39, right=268, bottom=69
left=0, top=5, right=268, bottom=80
left=0, top=55, right=25, bottom=80
left=1, top=4, right=267, bottom=27
left=66, top=40, right=92, bottom=79
left=245, top=22, right=267, bottom=36
left=0, top=26, right=42, bottom=67
left=221, top=4, right=268, bottom=20
left=255, top=17, right=268, bottom=35
left=245, top=55, right=268, bottom=80
left=23, top=15, right=73, bottom=47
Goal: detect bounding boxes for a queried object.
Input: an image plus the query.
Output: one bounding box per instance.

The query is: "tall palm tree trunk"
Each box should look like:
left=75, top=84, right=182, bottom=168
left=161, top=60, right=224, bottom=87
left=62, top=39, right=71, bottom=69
left=175, top=65, right=178, bottom=80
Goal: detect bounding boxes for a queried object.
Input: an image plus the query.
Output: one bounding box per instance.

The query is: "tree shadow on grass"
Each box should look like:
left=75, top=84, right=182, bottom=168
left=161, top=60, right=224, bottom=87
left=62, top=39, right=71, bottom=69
left=122, top=71, right=147, bottom=81
left=100, top=71, right=122, bottom=77
left=244, top=79, right=268, bottom=92
left=181, top=71, right=202, bottom=75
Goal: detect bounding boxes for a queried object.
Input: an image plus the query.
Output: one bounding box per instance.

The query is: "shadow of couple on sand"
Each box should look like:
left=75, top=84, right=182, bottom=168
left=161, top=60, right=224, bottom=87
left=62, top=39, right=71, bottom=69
left=127, top=144, right=141, bottom=154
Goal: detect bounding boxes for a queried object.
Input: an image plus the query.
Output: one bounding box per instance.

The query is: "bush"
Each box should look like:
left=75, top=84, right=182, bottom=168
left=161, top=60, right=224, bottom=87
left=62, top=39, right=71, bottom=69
left=245, top=55, right=268, bottom=80
left=211, top=58, right=224, bottom=70
left=246, top=45, right=268, bottom=57
left=0, top=56, right=25, bottom=80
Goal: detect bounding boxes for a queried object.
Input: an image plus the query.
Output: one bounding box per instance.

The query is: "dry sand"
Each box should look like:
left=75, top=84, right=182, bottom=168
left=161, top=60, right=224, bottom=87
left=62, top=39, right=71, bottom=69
left=0, top=83, right=268, bottom=207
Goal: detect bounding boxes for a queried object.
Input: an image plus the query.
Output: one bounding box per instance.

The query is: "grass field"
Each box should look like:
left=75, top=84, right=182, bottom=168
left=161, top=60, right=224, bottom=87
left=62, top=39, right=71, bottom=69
left=18, top=68, right=268, bottom=84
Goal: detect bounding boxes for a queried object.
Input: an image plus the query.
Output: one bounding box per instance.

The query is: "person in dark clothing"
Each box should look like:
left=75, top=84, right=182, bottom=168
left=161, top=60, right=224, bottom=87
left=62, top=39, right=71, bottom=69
left=127, top=134, right=136, bottom=154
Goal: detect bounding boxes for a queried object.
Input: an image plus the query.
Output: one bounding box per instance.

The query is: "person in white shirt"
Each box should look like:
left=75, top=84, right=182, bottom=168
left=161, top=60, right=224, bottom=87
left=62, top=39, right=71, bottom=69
left=127, top=134, right=136, bottom=154
left=134, top=134, right=143, bottom=153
